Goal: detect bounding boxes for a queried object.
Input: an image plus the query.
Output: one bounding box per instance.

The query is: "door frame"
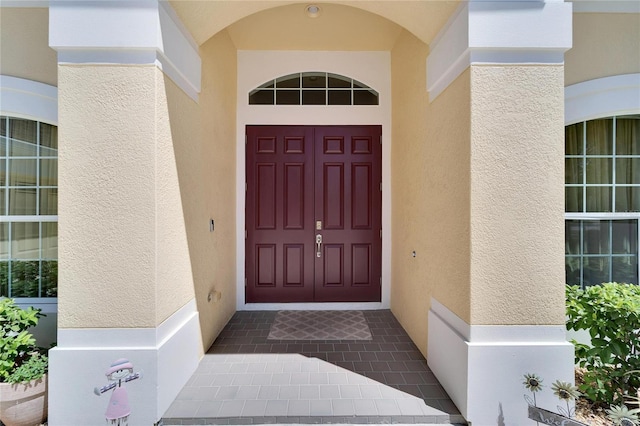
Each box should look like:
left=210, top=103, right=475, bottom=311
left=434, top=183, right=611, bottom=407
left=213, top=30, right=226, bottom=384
left=236, top=50, right=392, bottom=310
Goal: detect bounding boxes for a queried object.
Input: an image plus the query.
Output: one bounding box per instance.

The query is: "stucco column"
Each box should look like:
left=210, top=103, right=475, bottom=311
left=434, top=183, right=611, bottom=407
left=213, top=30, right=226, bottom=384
left=47, top=2, right=202, bottom=425
left=426, top=2, right=574, bottom=424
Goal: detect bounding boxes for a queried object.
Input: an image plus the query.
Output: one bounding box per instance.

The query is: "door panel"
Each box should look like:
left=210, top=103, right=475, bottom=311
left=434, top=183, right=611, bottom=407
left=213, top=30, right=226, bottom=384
left=246, top=126, right=315, bottom=303
left=246, top=125, right=381, bottom=303
left=314, top=126, right=381, bottom=302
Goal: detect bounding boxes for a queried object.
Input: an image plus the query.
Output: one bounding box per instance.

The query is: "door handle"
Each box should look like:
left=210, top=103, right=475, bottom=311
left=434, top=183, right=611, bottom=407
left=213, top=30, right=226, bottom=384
left=315, top=234, right=322, bottom=257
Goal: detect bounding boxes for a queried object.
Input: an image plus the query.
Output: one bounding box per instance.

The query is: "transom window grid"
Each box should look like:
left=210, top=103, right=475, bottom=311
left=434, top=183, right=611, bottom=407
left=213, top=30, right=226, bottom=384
left=249, top=72, right=379, bottom=106
left=0, top=116, right=58, bottom=298
left=565, top=115, right=640, bottom=288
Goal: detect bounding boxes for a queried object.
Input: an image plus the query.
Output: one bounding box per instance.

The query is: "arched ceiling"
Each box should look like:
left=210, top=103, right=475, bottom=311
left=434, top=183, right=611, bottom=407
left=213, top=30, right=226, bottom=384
left=169, top=1, right=460, bottom=48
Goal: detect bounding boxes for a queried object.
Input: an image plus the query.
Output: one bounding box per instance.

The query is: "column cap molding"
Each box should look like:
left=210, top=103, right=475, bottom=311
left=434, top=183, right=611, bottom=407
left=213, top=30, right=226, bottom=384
left=427, top=1, right=572, bottom=101
left=49, top=0, right=201, bottom=101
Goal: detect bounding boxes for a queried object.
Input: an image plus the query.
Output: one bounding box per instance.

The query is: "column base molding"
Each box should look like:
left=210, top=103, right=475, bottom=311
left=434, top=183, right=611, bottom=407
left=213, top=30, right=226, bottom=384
left=48, top=300, right=201, bottom=426
left=427, top=298, right=574, bottom=425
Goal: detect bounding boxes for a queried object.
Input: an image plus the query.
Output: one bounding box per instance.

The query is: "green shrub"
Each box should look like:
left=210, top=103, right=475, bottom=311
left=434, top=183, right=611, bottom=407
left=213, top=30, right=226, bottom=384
left=0, top=298, right=45, bottom=383
left=566, top=283, right=640, bottom=406
left=6, top=352, right=48, bottom=384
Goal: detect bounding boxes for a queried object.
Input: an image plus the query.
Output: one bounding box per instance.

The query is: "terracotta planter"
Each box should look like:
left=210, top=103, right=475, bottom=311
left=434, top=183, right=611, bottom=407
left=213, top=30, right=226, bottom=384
left=0, top=374, right=47, bottom=426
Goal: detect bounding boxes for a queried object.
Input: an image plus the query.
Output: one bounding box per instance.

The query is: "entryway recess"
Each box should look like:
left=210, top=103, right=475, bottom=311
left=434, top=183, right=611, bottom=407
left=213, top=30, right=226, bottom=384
left=246, top=125, right=382, bottom=303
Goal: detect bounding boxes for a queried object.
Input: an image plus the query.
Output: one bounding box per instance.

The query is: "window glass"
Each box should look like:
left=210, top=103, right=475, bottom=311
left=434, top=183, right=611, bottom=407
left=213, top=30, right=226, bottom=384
left=612, top=220, right=637, bottom=254
left=328, top=90, right=351, bottom=105
left=586, top=119, right=613, bottom=155
left=276, top=90, right=300, bottom=105
left=9, top=159, right=37, bottom=186
left=11, top=222, right=39, bottom=260
left=0, top=118, right=58, bottom=298
left=328, top=74, right=351, bottom=88
left=302, top=90, right=325, bottom=105
left=583, top=256, right=610, bottom=287
left=565, top=116, right=640, bottom=288
left=616, top=116, right=640, bottom=155
left=0, top=222, right=7, bottom=260
left=39, top=122, right=58, bottom=153
left=302, top=73, right=326, bottom=88
left=249, top=72, right=379, bottom=106
left=354, top=90, right=379, bottom=105
left=9, top=188, right=37, bottom=215
left=40, top=188, right=58, bottom=215
left=276, top=74, right=300, bottom=88
left=586, top=158, right=611, bottom=184
left=42, top=222, right=57, bottom=259
left=10, top=260, right=39, bottom=297
left=40, top=159, right=57, bottom=186
left=565, top=158, right=583, bottom=184
left=586, top=187, right=611, bottom=212
left=565, top=123, right=584, bottom=156
left=249, top=90, right=274, bottom=105
left=612, top=257, right=638, bottom=284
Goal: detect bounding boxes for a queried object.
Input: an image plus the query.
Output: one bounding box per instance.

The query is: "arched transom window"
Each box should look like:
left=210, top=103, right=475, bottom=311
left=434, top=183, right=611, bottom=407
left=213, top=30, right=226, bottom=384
left=249, top=72, right=379, bottom=106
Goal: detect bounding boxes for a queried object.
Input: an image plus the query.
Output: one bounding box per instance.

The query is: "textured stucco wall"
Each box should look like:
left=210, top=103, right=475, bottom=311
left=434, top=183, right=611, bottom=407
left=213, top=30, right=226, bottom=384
left=0, top=8, right=57, bottom=86
left=565, top=13, right=640, bottom=86
left=156, top=73, right=200, bottom=327
left=192, top=30, right=237, bottom=350
left=58, top=65, right=158, bottom=328
left=226, top=3, right=402, bottom=50
left=469, top=65, right=566, bottom=325
left=58, top=65, right=201, bottom=329
left=391, top=30, right=471, bottom=355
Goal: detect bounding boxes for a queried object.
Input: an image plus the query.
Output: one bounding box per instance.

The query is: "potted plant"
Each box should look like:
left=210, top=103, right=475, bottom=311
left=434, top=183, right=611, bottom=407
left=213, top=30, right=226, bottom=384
left=0, top=298, right=48, bottom=426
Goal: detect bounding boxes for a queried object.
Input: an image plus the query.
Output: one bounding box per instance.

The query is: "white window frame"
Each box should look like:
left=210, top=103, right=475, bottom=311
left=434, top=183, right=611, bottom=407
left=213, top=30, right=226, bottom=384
left=0, top=76, right=58, bottom=308
left=565, top=74, right=640, bottom=287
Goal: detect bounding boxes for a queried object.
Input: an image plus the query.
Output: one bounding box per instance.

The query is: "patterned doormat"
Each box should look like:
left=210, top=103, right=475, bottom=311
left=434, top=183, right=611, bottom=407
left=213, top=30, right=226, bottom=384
left=267, top=310, right=373, bottom=341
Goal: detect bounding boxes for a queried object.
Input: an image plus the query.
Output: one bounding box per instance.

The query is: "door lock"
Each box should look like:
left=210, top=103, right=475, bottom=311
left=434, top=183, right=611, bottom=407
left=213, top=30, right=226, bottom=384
left=315, top=234, right=322, bottom=257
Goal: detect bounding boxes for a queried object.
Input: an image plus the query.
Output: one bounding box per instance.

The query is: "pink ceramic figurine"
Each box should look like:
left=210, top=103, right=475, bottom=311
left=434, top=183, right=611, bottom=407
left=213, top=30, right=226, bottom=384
left=94, top=358, right=142, bottom=425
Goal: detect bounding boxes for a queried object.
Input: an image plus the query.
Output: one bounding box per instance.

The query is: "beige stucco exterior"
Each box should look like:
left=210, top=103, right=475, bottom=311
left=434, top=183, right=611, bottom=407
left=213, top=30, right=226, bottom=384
left=469, top=64, right=566, bottom=325
left=227, top=3, right=402, bottom=50
left=5, top=0, right=571, bottom=349
left=4, top=3, right=612, bottom=424
left=188, top=30, right=238, bottom=349
left=0, top=8, right=57, bottom=86
left=172, top=1, right=458, bottom=47
left=58, top=65, right=197, bottom=328
left=565, top=13, right=640, bottom=86
left=58, top=43, right=237, bottom=340
left=391, top=30, right=471, bottom=354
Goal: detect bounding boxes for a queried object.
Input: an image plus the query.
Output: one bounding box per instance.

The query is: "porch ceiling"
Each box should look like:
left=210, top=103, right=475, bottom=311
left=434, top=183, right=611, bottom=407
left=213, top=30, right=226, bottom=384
left=169, top=1, right=461, bottom=48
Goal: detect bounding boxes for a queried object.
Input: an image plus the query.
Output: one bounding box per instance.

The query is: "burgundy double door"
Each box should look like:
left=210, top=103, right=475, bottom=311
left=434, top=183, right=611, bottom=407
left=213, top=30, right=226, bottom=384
left=246, top=125, right=382, bottom=303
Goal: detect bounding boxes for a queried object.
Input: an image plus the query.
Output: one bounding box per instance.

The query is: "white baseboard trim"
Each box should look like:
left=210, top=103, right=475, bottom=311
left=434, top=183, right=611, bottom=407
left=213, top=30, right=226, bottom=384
left=48, top=300, right=201, bottom=425
left=427, top=297, right=574, bottom=425
left=241, top=302, right=386, bottom=311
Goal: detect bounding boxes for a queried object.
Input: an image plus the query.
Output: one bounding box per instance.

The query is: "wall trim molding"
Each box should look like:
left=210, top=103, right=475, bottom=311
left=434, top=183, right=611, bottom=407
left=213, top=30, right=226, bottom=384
left=565, top=73, right=640, bottom=125
left=49, top=299, right=201, bottom=425
left=428, top=297, right=574, bottom=425
left=0, top=75, right=57, bottom=124
left=427, top=1, right=572, bottom=101
left=571, top=1, right=640, bottom=13
left=49, top=0, right=201, bottom=101
left=236, top=50, right=392, bottom=311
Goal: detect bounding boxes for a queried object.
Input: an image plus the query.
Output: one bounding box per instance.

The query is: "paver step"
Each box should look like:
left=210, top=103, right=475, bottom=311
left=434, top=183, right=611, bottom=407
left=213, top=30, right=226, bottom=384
left=162, top=354, right=464, bottom=425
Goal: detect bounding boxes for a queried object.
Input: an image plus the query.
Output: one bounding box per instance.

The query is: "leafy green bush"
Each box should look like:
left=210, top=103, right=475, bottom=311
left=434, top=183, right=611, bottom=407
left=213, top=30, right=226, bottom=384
left=566, top=283, right=640, bottom=406
left=6, top=352, right=48, bottom=384
left=0, top=298, right=45, bottom=383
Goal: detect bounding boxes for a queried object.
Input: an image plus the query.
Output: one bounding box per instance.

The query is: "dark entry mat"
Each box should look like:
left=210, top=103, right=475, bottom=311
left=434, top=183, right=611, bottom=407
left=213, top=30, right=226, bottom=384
left=267, top=310, right=373, bottom=340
